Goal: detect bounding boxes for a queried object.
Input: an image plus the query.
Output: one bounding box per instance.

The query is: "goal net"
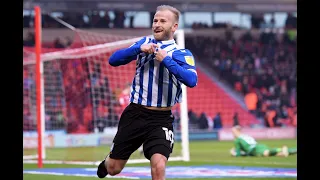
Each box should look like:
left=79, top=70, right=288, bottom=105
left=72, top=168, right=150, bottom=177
left=23, top=28, right=189, bottom=166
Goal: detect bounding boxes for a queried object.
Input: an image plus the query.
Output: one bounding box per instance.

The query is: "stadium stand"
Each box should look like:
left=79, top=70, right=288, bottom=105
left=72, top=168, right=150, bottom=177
left=185, top=28, right=296, bottom=128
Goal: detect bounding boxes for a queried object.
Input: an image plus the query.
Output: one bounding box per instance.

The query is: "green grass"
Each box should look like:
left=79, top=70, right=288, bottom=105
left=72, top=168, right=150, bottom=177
left=23, top=174, right=296, bottom=180
left=23, top=139, right=297, bottom=180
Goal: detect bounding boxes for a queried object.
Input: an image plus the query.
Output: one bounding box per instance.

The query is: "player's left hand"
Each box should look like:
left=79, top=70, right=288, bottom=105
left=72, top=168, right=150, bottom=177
left=230, top=148, right=236, bottom=156
left=154, top=48, right=168, bottom=62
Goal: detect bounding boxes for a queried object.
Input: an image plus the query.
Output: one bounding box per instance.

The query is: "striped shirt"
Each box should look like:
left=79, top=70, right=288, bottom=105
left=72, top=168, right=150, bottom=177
left=129, top=36, right=197, bottom=107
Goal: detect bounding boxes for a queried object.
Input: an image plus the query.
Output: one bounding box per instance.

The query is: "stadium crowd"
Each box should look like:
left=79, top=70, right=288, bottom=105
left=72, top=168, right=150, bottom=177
left=185, top=28, right=296, bottom=128
left=24, top=11, right=132, bottom=29
left=23, top=11, right=296, bottom=30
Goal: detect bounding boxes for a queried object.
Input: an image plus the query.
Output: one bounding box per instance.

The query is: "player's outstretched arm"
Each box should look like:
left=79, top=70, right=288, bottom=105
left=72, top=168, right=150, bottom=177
left=233, top=139, right=242, bottom=157
left=109, top=37, right=149, bottom=67
left=155, top=49, right=198, bottom=88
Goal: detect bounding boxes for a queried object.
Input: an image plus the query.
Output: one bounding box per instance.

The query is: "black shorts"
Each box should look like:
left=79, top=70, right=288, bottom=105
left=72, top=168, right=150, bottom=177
left=109, top=103, right=174, bottom=160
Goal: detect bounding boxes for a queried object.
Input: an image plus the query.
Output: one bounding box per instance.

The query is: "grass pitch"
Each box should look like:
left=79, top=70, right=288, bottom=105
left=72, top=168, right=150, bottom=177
left=24, top=139, right=297, bottom=180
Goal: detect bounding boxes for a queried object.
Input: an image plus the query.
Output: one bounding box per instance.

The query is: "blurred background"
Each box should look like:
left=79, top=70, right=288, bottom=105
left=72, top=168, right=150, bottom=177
left=23, top=0, right=297, bottom=179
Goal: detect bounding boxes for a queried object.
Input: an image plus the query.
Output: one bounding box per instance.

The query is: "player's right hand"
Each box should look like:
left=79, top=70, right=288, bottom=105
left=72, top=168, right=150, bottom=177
left=140, top=43, right=159, bottom=54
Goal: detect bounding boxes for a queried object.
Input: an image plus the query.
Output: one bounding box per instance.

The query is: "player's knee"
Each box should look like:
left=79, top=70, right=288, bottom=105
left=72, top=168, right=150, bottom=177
left=151, top=162, right=166, bottom=178
left=150, top=154, right=167, bottom=179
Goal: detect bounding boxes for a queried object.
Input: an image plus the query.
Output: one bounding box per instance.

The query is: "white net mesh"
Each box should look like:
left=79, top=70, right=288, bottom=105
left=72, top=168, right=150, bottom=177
left=23, top=30, right=184, bottom=164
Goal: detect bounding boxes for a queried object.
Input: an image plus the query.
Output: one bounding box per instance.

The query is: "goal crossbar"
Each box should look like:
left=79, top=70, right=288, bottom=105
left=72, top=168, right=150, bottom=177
left=23, top=36, right=146, bottom=65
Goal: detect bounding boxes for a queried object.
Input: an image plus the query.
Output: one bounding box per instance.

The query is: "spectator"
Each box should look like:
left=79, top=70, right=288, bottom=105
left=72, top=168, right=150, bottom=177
left=244, top=89, right=258, bottom=115
left=213, top=112, right=223, bottom=129
left=188, top=110, right=198, bottom=125
left=278, top=105, right=291, bottom=126
left=118, top=83, right=131, bottom=113
left=23, top=32, right=35, bottom=47
left=53, top=38, right=65, bottom=48
left=233, top=112, right=239, bottom=126
left=198, top=112, right=209, bottom=130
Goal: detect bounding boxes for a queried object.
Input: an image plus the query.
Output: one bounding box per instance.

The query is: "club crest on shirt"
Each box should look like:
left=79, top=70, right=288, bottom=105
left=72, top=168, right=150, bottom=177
left=184, top=56, right=195, bottom=66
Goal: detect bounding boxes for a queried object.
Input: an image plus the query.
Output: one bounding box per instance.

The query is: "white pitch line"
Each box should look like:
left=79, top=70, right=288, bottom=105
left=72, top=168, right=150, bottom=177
left=23, top=171, right=140, bottom=179
left=23, top=159, right=296, bottom=166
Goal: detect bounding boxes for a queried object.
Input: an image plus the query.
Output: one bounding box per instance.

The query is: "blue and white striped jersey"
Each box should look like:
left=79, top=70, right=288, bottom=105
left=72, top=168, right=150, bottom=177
left=129, top=36, right=197, bottom=107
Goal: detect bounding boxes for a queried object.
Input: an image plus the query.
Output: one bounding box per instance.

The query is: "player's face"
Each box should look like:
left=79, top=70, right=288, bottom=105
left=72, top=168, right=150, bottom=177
left=152, top=10, right=178, bottom=41
left=232, top=128, right=240, bottom=138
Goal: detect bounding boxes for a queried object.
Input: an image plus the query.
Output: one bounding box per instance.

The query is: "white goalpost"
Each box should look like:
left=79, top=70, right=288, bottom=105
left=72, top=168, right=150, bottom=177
left=23, top=6, right=190, bottom=167
left=176, top=30, right=190, bottom=162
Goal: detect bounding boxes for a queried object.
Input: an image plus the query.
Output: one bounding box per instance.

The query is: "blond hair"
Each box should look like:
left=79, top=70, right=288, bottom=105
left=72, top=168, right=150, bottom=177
left=156, top=5, right=180, bottom=23
left=232, top=125, right=242, bottom=131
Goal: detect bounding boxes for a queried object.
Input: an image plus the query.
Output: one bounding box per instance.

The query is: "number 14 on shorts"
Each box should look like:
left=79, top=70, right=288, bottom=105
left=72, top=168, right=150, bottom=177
left=162, top=127, right=174, bottom=148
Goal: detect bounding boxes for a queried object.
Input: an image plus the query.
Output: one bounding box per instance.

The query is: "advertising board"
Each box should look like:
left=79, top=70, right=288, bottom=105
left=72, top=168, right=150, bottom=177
left=53, top=134, right=100, bottom=148
left=23, top=135, right=55, bottom=149
left=218, top=127, right=296, bottom=141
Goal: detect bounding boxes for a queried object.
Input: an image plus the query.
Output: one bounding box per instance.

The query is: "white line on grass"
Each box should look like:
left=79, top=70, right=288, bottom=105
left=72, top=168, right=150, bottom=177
left=23, top=171, right=140, bottom=179
left=196, top=159, right=296, bottom=166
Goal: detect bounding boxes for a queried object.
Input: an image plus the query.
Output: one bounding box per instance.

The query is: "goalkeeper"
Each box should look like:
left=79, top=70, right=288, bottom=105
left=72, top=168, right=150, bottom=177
left=230, top=125, right=297, bottom=157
